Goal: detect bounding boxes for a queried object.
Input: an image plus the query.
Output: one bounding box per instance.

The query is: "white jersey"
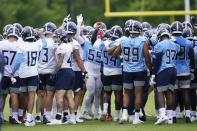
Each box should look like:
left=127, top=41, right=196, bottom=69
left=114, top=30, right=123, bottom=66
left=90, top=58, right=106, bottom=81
left=38, top=38, right=57, bottom=74
left=56, top=43, right=73, bottom=69
left=17, top=40, right=43, bottom=78
left=0, top=40, right=21, bottom=76
left=71, top=39, right=83, bottom=71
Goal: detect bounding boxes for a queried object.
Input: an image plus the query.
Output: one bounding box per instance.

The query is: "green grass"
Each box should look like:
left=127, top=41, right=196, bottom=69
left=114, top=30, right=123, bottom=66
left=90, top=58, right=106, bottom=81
left=2, top=92, right=197, bottom=131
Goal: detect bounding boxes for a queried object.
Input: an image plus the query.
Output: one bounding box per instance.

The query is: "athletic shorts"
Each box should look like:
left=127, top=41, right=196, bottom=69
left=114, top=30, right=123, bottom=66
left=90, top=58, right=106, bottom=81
left=73, top=71, right=83, bottom=92
left=1, top=76, right=20, bottom=94
left=20, top=76, right=38, bottom=92
left=156, top=67, right=176, bottom=92
left=38, top=74, right=55, bottom=91
left=55, top=69, right=75, bottom=90
left=123, top=71, right=147, bottom=89
left=103, top=75, right=122, bottom=92
left=190, top=70, right=197, bottom=89
left=175, top=75, right=191, bottom=89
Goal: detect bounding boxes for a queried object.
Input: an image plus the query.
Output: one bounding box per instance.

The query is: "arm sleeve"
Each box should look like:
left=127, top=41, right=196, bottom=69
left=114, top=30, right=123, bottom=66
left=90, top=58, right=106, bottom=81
left=75, top=25, right=85, bottom=45
left=91, top=29, right=99, bottom=44
left=11, top=53, right=23, bottom=75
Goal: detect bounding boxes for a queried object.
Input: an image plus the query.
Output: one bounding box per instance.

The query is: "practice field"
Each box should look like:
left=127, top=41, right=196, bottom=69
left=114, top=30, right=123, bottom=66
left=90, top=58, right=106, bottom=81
left=2, top=93, right=197, bottom=131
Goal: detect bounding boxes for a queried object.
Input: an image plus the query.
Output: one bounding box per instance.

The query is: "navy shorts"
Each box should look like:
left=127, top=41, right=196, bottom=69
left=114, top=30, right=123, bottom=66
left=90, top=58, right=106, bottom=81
left=38, top=74, right=56, bottom=91
left=1, top=76, right=20, bottom=94
left=73, top=71, right=83, bottom=92
left=123, top=71, right=147, bottom=89
left=20, top=76, right=38, bottom=92
left=55, top=69, right=75, bottom=90
left=103, top=75, right=123, bottom=92
left=191, top=70, right=197, bottom=89
left=156, top=67, right=176, bottom=92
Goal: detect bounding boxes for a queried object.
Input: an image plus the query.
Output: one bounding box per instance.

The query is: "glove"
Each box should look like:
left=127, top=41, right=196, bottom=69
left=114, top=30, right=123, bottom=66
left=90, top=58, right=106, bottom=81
left=11, top=77, right=16, bottom=84
left=82, top=71, right=88, bottom=81
left=191, top=69, right=195, bottom=80
left=77, top=14, right=83, bottom=26
left=63, top=14, right=71, bottom=24
left=150, top=75, right=156, bottom=85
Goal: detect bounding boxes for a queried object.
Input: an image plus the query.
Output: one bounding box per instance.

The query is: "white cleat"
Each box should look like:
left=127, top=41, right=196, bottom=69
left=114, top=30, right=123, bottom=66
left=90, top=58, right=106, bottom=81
left=113, top=116, right=120, bottom=122
left=24, top=120, right=35, bottom=126
left=46, top=119, right=62, bottom=126
left=94, top=113, right=100, bottom=120
left=133, top=119, right=144, bottom=125
left=191, top=116, right=196, bottom=122
left=83, top=112, right=92, bottom=120
left=129, top=115, right=134, bottom=123
left=76, top=117, right=84, bottom=123
left=145, top=112, right=152, bottom=117
left=119, top=115, right=128, bottom=124
left=167, top=118, right=173, bottom=124
left=100, top=113, right=107, bottom=121
left=176, top=112, right=184, bottom=119
left=155, top=115, right=167, bottom=125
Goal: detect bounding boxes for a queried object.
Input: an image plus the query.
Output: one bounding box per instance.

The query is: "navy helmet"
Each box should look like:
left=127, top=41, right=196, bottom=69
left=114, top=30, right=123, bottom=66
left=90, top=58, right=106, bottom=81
left=13, top=23, right=23, bottom=34
left=182, top=28, right=194, bottom=40
left=129, top=21, right=142, bottom=34
left=3, top=24, right=13, bottom=36
left=171, top=21, right=183, bottom=34
left=88, top=29, right=95, bottom=40
left=0, top=34, right=4, bottom=41
left=142, top=22, right=151, bottom=31
left=93, top=22, right=107, bottom=31
left=182, top=21, right=192, bottom=29
left=59, top=30, right=72, bottom=43
left=143, top=30, right=152, bottom=40
left=110, top=25, right=123, bottom=39
left=157, top=23, right=171, bottom=33
left=43, top=22, right=57, bottom=34
left=124, top=19, right=134, bottom=32
left=6, top=26, right=20, bottom=39
left=21, top=26, right=36, bottom=41
left=157, top=29, right=170, bottom=42
left=54, top=28, right=65, bottom=38
left=64, top=21, right=77, bottom=34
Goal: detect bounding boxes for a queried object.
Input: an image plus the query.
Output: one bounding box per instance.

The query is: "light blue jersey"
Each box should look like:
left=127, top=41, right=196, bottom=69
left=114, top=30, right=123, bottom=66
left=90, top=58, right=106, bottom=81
left=100, top=41, right=121, bottom=68
left=82, top=41, right=101, bottom=65
left=121, top=37, right=146, bottom=72
left=193, top=40, right=197, bottom=68
left=154, top=39, right=180, bottom=74
left=174, top=36, right=194, bottom=74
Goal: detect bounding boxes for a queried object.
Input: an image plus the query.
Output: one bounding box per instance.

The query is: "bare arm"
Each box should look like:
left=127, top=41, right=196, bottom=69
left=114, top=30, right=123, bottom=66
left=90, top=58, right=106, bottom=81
left=112, top=44, right=122, bottom=59
left=73, top=49, right=86, bottom=73
left=53, top=54, right=64, bottom=74
left=106, top=46, right=117, bottom=55
left=143, top=41, right=152, bottom=73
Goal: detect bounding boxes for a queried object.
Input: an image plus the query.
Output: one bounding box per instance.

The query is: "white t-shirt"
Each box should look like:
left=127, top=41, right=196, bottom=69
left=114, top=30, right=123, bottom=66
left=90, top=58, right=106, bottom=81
left=38, top=38, right=57, bottom=74
left=0, top=40, right=21, bottom=76
left=56, top=43, right=73, bottom=69
left=17, top=40, right=43, bottom=78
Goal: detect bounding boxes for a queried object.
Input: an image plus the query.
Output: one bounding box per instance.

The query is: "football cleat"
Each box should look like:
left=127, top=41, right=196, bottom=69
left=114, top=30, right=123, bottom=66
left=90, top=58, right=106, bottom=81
left=155, top=115, right=167, bottom=125
left=191, top=116, right=196, bottom=122
left=167, top=118, right=173, bottom=124
left=113, top=116, right=120, bottom=122
left=18, top=116, right=25, bottom=123
left=76, top=116, right=83, bottom=123
left=83, top=112, right=92, bottom=120
left=9, top=116, right=12, bottom=123
left=185, top=117, right=191, bottom=123
left=43, top=115, right=51, bottom=124
left=46, top=119, right=62, bottom=126
left=128, top=115, right=134, bottom=123
left=24, top=120, right=35, bottom=126
left=94, top=113, right=100, bottom=120
left=35, top=116, right=41, bottom=123
left=106, top=114, right=112, bottom=121
left=12, top=118, right=22, bottom=124
left=100, top=113, right=107, bottom=121
left=133, top=119, right=144, bottom=125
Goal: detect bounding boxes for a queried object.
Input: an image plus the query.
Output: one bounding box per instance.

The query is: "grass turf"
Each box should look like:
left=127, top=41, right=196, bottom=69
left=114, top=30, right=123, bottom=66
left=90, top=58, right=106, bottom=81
left=2, top=92, right=197, bottom=131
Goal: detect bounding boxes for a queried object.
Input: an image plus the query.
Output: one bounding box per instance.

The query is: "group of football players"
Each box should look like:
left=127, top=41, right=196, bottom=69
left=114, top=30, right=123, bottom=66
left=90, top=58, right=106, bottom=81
left=0, top=14, right=197, bottom=126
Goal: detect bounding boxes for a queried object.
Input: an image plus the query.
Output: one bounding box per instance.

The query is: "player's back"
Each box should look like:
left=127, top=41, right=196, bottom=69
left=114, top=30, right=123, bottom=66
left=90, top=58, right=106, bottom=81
left=38, top=38, right=57, bottom=74
left=121, top=37, right=146, bottom=72
left=174, top=36, right=193, bottom=75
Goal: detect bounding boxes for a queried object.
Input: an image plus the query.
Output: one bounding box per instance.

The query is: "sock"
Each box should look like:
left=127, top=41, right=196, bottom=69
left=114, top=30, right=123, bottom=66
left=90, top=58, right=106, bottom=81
left=18, top=109, right=24, bottom=117
left=44, top=108, right=46, bottom=114
left=56, top=113, right=62, bottom=120
left=10, top=108, right=12, bottom=117
left=27, top=113, right=32, bottom=121
left=95, top=108, right=99, bottom=114
left=185, top=110, right=190, bottom=117
left=167, top=110, right=173, bottom=119
left=103, top=103, right=108, bottom=114
left=134, top=109, right=140, bottom=120
left=36, top=113, right=41, bottom=117
left=122, top=107, right=128, bottom=117
left=172, top=110, right=176, bottom=118
left=45, top=111, right=51, bottom=119
left=159, top=108, right=166, bottom=117
left=77, top=106, right=81, bottom=115
left=12, top=112, right=18, bottom=119
left=70, top=114, right=75, bottom=120
left=175, top=107, right=179, bottom=113
left=115, top=110, right=120, bottom=118
left=191, top=111, right=196, bottom=117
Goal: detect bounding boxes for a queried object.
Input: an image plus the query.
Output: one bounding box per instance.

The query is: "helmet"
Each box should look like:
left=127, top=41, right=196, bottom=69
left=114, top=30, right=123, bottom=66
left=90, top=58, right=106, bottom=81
left=143, top=30, right=152, bottom=40
left=182, top=28, right=194, bottom=40
left=13, top=23, right=23, bottom=34
left=182, top=21, right=192, bottom=29
left=104, top=30, right=111, bottom=39
left=6, top=26, right=20, bottom=39
left=21, top=26, right=36, bottom=41
left=157, top=29, right=170, bottom=42
left=59, top=30, right=72, bottom=43
left=110, top=25, right=123, bottom=38
left=124, top=19, right=134, bottom=31
left=83, top=26, right=93, bottom=36
left=54, top=29, right=65, bottom=38
left=64, top=21, right=77, bottom=34
left=3, top=24, right=13, bottom=36
left=88, top=29, right=95, bottom=40
left=171, top=21, right=183, bottom=34
left=129, top=21, right=142, bottom=34
left=93, top=22, right=107, bottom=31
left=157, top=23, right=171, bottom=33
left=0, top=34, right=4, bottom=41
left=43, top=22, right=57, bottom=34
left=34, top=28, right=41, bottom=41
left=142, top=22, right=151, bottom=31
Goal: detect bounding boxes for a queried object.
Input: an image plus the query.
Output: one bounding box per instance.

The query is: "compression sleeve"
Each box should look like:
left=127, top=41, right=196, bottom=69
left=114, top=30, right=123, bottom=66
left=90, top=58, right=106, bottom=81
left=11, top=53, right=23, bottom=75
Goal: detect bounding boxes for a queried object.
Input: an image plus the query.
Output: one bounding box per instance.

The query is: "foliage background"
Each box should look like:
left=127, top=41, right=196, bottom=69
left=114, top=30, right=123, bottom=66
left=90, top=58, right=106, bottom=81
left=0, top=0, right=197, bottom=33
